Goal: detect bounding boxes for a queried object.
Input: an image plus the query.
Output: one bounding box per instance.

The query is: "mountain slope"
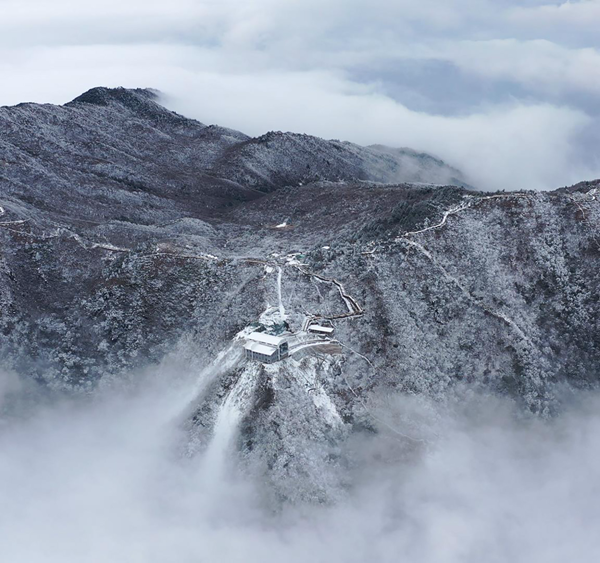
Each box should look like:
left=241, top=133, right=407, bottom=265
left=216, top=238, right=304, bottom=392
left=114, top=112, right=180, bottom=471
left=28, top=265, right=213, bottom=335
left=1, top=87, right=599, bottom=503
left=210, top=131, right=466, bottom=191
left=0, top=87, right=469, bottom=228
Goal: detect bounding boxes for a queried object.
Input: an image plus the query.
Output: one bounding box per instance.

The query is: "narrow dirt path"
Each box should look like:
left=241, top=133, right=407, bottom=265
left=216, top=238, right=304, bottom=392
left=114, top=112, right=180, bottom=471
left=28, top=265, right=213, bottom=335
left=292, top=264, right=364, bottom=323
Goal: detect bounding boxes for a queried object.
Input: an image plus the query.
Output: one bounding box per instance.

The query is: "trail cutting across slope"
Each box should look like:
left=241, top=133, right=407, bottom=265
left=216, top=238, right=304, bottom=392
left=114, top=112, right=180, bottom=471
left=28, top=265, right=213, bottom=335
left=367, top=192, right=539, bottom=349
left=293, top=265, right=364, bottom=324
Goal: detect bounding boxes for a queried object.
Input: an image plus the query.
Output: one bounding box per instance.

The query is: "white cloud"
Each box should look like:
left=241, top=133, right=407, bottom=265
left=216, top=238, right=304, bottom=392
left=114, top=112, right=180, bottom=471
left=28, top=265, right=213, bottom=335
left=0, top=0, right=599, bottom=190
left=510, top=0, right=600, bottom=28
left=2, top=369, right=600, bottom=563
left=1, top=42, right=594, bottom=190
left=433, top=39, right=600, bottom=97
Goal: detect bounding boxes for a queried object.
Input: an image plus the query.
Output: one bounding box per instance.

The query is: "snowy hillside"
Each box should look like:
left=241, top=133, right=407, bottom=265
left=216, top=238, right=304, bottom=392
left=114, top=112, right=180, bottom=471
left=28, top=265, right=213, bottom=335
left=0, top=88, right=599, bottom=505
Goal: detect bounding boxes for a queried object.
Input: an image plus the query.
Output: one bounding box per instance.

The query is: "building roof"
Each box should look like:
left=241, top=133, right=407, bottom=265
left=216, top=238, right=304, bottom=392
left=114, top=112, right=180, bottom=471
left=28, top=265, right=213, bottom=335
left=308, top=325, right=335, bottom=334
left=246, top=332, right=287, bottom=346
left=244, top=341, right=277, bottom=356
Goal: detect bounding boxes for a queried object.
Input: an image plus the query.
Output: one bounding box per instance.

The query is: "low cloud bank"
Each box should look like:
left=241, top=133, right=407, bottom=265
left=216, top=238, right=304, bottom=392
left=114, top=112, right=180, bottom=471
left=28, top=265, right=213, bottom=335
left=2, top=42, right=596, bottom=191
left=1, top=366, right=599, bottom=563
left=2, top=0, right=600, bottom=191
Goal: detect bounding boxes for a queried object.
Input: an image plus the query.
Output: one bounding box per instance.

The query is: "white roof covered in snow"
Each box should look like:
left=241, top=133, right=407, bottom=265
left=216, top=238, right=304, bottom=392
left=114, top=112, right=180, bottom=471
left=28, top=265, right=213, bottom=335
left=308, top=325, right=335, bottom=334
left=244, top=341, right=277, bottom=356
left=246, top=332, right=287, bottom=346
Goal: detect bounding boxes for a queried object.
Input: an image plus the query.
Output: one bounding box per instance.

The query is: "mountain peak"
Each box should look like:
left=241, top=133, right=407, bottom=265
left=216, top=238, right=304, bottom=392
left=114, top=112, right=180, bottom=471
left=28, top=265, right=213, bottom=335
left=68, top=87, right=160, bottom=107
left=64, top=86, right=201, bottom=127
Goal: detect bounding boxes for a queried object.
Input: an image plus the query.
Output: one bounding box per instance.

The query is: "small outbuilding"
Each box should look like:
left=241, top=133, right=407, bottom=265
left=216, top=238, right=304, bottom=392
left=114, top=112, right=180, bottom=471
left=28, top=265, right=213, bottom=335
left=307, top=324, right=335, bottom=336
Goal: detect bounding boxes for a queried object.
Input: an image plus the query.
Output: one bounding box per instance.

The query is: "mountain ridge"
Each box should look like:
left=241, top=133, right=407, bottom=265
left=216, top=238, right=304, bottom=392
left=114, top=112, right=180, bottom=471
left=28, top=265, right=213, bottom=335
left=0, top=87, right=472, bottom=216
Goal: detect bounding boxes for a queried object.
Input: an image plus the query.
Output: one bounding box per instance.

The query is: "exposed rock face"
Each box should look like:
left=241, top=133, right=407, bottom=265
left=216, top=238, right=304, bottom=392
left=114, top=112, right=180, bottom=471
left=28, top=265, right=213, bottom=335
left=1, top=87, right=599, bottom=501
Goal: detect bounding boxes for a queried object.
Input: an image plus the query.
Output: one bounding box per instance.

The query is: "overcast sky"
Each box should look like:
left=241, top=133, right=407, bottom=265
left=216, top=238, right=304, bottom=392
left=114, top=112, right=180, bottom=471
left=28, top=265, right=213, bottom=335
left=1, top=0, right=599, bottom=190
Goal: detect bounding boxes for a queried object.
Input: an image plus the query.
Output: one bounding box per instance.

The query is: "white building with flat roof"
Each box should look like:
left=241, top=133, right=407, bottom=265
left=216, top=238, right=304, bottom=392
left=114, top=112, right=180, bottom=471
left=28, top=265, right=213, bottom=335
left=244, top=332, right=289, bottom=363
left=307, top=324, right=335, bottom=336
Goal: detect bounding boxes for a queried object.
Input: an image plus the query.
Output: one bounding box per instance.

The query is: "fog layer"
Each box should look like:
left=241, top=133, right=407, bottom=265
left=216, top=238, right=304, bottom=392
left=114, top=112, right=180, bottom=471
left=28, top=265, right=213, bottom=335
left=1, top=365, right=599, bottom=563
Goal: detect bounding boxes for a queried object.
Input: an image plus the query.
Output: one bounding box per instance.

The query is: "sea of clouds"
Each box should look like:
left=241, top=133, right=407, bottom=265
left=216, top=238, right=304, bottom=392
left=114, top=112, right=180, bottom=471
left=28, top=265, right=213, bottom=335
left=1, top=363, right=599, bottom=563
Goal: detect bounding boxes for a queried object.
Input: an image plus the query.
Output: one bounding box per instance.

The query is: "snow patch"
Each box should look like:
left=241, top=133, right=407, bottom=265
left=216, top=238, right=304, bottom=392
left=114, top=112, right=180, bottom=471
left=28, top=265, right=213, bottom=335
left=277, top=267, right=286, bottom=321
left=202, top=363, right=260, bottom=480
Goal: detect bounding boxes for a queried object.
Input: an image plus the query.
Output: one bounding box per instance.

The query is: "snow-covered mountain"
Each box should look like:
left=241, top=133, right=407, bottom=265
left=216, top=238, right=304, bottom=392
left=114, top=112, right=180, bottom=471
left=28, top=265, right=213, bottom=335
left=0, top=87, right=468, bottom=227
left=1, top=87, right=599, bottom=503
